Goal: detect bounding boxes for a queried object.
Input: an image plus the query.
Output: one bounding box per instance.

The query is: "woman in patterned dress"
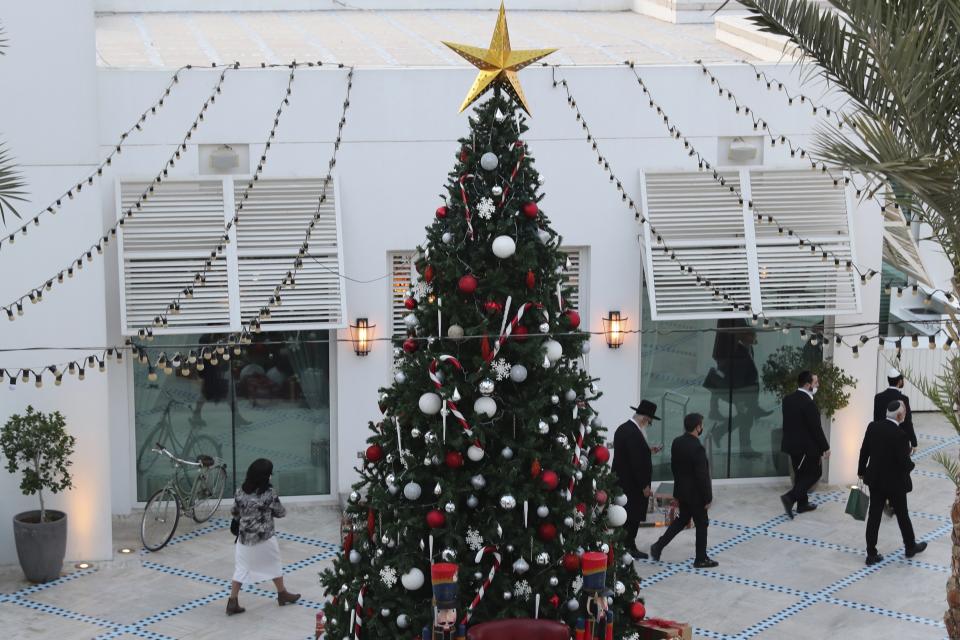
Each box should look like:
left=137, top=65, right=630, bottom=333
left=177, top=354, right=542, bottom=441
left=227, top=458, right=301, bottom=615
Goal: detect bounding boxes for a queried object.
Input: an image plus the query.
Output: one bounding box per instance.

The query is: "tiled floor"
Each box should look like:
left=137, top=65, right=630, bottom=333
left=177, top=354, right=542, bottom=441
left=1, top=414, right=956, bottom=639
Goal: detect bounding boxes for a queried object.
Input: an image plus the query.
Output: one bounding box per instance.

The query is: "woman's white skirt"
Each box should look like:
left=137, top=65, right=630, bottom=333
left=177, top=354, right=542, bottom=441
left=233, top=536, right=282, bottom=583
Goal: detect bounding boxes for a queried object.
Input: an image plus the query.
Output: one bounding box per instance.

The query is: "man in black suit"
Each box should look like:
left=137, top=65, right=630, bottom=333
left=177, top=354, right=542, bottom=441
left=650, top=413, right=717, bottom=568
left=858, top=400, right=927, bottom=565
left=874, top=368, right=918, bottom=451
left=613, top=400, right=662, bottom=560
left=779, top=370, right=830, bottom=519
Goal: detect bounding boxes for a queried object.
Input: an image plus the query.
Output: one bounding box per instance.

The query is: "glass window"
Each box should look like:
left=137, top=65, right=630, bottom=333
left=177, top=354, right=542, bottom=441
left=133, top=332, right=332, bottom=501
left=640, top=282, right=823, bottom=479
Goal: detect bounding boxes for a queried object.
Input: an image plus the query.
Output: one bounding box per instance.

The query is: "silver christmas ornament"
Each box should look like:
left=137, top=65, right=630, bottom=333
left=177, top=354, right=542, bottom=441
left=442, top=549, right=457, bottom=562
left=479, top=378, right=495, bottom=395
left=432, top=454, right=441, bottom=466
left=563, top=516, right=575, bottom=527
left=480, top=152, right=499, bottom=171
left=424, top=456, right=433, bottom=466
left=349, top=491, right=360, bottom=502
left=394, top=371, right=407, bottom=384
left=622, top=552, right=634, bottom=565
left=601, top=543, right=610, bottom=553
left=349, top=550, right=361, bottom=563
left=387, top=483, right=399, bottom=496
left=567, top=599, right=579, bottom=611
left=491, top=185, right=503, bottom=197
left=448, top=324, right=465, bottom=340
left=581, top=341, right=591, bottom=354
left=444, top=501, right=456, bottom=513
left=575, top=470, right=583, bottom=480
left=397, top=614, right=410, bottom=628
left=549, top=576, right=559, bottom=587
left=467, top=495, right=479, bottom=508
left=536, top=552, right=550, bottom=565
left=377, top=548, right=385, bottom=557
left=615, top=581, right=626, bottom=595
left=381, top=608, right=391, bottom=617
left=501, top=446, right=514, bottom=459
left=509, top=364, right=528, bottom=383
left=500, top=495, right=517, bottom=510
left=536, top=505, right=549, bottom=518
left=551, top=394, right=560, bottom=405
left=403, top=482, right=422, bottom=500
left=442, top=232, right=453, bottom=244
left=504, top=591, right=513, bottom=601
left=385, top=453, right=395, bottom=463
left=512, top=558, right=530, bottom=574
left=538, top=420, right=550, bottom=434
left=540, top=322, right=550, bottom=333
left=505, top=543, right=513, bottom=552
left=474, top=572, right=483, bottom=580
left=404, top=314, right=419, bottom=328
left=565, top=389, right=577, bottom=402
left=470, top=474, right=486, bottom=490
left=434, top=482, right=442, bottom=496
left=538, top=175, right=546, bottom=184
left=410, top=428, right=421, bottom=438
left=425, top=432, right=437, bottom=443
left=386, top=473, right=396, bottom=485
left=550, top=414, right=559, bottom=423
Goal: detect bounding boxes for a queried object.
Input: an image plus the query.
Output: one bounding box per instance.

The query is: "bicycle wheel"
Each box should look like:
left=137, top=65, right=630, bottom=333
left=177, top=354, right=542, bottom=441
left=141, top=487, right=180, bottom=551
left=191, top=465, right=227, bottom=523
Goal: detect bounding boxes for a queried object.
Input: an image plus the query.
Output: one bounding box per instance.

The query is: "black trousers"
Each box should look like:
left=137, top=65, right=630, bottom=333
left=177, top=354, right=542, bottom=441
left=786, top=452, right=821, bottom=507
left=655, top=501, right=709, bottom=561
left=866, top=486, right=916, bottom=556
left=624, top=495, right=649, bottom=549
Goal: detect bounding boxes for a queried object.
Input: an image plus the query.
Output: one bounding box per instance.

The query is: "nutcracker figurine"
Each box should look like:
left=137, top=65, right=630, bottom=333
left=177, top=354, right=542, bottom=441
left=422, top=563, right=466, bottom=640
left=575, top=552, right=614, bottom=640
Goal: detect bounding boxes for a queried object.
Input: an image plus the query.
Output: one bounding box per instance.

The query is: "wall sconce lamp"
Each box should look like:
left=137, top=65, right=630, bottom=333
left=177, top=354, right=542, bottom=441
left=350, top=318, right=375, bottom=356
left=602, top=311, right=627, bottom=349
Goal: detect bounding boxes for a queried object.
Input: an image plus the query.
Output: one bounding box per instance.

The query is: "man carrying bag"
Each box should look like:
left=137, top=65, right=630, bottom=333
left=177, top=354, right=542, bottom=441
left=857, top=400, right=926, bottom=566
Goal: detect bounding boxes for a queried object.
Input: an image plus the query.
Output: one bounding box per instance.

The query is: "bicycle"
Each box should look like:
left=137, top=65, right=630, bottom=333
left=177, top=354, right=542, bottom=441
left=140, top=441, right=228, bottom=552
left=136, top=397, right=222, bottom=477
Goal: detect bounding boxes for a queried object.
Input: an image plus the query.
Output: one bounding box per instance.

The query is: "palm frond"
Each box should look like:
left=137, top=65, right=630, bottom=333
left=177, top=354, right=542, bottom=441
left=0, top=144, right=27, bottom=225
left=911, top=354, right=960, bottom=435
left=933, top=451, right=960, bottom=487
left=0, top=20, right=7, bottom=55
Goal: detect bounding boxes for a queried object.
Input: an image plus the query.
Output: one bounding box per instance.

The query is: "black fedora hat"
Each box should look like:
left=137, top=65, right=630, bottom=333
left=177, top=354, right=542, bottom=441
left=630, top=400, right=660, bottom=420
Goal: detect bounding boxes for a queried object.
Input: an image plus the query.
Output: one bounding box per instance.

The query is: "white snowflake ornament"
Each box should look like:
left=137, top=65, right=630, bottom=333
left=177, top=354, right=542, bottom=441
left=466, top=528, right=484, bottom=552
left=492, top=358, right=511, bottom=381
left=477, top=197, right=496, bottom=220
left=412, top=281, right=433, bottom=301
left=513, top=579, right=532, bottom=601
left=380, top=566, right=398, bottom=588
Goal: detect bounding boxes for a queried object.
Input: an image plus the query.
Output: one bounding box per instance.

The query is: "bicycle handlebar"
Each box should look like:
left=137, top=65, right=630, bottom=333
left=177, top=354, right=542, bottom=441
left=151, top=442, right=203, bottom=467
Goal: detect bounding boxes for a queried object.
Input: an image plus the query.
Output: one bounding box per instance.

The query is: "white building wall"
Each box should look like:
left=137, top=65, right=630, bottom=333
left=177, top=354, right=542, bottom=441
left=1, top=0, right=888, bottom=566
left=0, top=0, right=114, bottom=565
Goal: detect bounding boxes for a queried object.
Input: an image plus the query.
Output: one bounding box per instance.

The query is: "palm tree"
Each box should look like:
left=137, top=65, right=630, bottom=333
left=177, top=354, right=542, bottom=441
left=0, top=20, right=27, bottom=224
left=727, top=0, right=960, bottom=633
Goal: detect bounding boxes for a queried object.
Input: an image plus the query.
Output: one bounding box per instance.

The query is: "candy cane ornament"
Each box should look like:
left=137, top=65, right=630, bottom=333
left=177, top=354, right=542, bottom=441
left=429, top=356, right=472, bottom=437
left=353, top=585, right=366, bottom=639
left=458, top=175, right=476, bottom=240
left=498, top=142, right=526, bottom=207
left=461, top=545, right=502, bottom=625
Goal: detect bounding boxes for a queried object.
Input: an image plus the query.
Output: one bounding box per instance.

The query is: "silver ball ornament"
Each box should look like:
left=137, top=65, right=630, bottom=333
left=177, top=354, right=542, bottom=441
left=538, top=175, right=546, bottom=184
left=381, top=608, right=390, bottom=617
left=491, top=185, right=503, bottom=197
left=442, top=232, right=453, bottom=244
left=565, top=389, right=577, bottom=402
left=536, top=505, right=549, bottom=518
left=349, top=549, right=361, bottom=563
left=478, top=378, right=495, bottom=396
left=403, top=482, right=422, bottom=500
left=349, top=491, right=359, bottom=502
left=550, top=414, right=559, bottom=423
left=394, top=371, right=407, bottom=384
left=536, top=552, right=550, bottom=565
left=470, top=475, right=487, bottom=490
left=512, top=557, right=529, bottom=574
left=410, top=428, right=421, bottom=438
left=441, top=548, right=457, bottom=562
left=506, top=544, right=514, bottom=553
left=549, top=576, right=559, bottom=587
left=567, top=599, right=579, bottom=611
left=563, top=516, right=575, bottom=528
left=396, top=614, right=410, bottom=629
left=386, top=473, right=396, bottom=485
left=500, top=495, right=517, bottom=510
left=601, top=543, right=610, bottom=553
left=509, top=364, right=528, bottom=383
left=501, top=446, right=514, bottom=459
left=424, top=432, right=437, bottom=444
left=615, top=581, right=626, bottom=595
left=480, top=152, right=499, bottom=171
left=424, top=456, right=433, bottom=466
left=447, top=324, right=465, bottom=340
left=474, top=571, right=483, bottom=580
left=466, top=494, right=479, bottom=508
left=538, top=420, right=550, bottom=434
left=444, top=502, right=456, bottom=513
left=504, top=591, right=512, bottom=601
left=540, top=322, right=550, bottom=333
left=581, top=341, right=591, bottom=354
left=551, top=394, right=560, bottom=405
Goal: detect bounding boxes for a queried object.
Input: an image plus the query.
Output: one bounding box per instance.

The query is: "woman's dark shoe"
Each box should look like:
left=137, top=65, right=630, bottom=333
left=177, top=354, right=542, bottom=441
left=226, top=597, right=245, bottom=616
left=278, top=590, right=301, bottom=606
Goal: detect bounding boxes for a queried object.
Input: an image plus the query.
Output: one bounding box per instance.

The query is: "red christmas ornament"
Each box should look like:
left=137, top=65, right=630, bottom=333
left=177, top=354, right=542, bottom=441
left=525, top=270, right=536, bottom=290
left=549, top=594, right=560, bottom=609
left=458, top=274, right=478, bottom=294
left=522, top=202, right=539, bottom=219
left=424, top=265, right=435, bottom=284
left=575, top=502, right=587, bottom=514
left=513, top=326, right=529, bottom=342
left=460, top=147, right=469, bottom=162
left=565, top=309, right=581, bottom=329
left=435, top=206, right=448, bottom=219
left=540, top=470, right=559, bottom=491
left=404, top=297, right=417, bottom=310
left=629, top=602, right=647, bottom=622
left=343, top=531, right=354, bottom=553
left=530, top=459, right=542, bottom=478
left=481, top=334, right=492, bottom=362
left=444, top=451, right=464, bottom=469
left=365, top=444, right=384, bottom=462
left=562, top=552, right=580, bottom=572
left=426, top=510, right=446, bottom=528
left=483, top=300, right=503, bottom=314
left=402, top=338, right=418, bottom=354
left=537, top=522, right=557, bottom=542
left=595, top=490, right=608, bottom=505
left=592, top=445, right=610, bottom=464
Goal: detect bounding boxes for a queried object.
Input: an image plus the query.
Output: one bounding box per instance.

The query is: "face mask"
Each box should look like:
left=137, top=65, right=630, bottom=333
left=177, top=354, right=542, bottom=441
left=811, top=386, right=819, bottom=395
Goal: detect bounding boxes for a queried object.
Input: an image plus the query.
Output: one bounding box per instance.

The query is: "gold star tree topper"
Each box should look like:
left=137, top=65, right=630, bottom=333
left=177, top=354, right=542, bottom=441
left=442, top=2, right=557, bottom=114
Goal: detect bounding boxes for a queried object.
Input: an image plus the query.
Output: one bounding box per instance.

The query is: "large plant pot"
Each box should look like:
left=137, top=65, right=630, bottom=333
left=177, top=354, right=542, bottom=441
left=12, top=510, right=67, bottom=583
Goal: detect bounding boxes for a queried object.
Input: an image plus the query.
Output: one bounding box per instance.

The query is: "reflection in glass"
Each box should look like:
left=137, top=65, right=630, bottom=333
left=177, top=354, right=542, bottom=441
left=134, top=332, right=331, bottom=501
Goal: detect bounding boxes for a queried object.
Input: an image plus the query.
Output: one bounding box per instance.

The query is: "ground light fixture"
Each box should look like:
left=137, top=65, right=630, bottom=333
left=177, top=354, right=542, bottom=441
left=74, top=562, right=92, bottom=569
left=349, top=318, right=375, bottom=356
left=118, top=547, right=134, bottom=554
left=602, top=311, right=627, bottom=349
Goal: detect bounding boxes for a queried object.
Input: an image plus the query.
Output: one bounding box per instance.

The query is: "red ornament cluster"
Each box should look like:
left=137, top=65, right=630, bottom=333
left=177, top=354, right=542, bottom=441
left=426, top=510, right=446, bottom=529
left=592, top=445, right=610, bottom=464
left=435, top=206, right=448, bottom=219
left=458, top=274, right=478, bottom=294
left=522, top=202, right=539, bottom=219
left=444, top=451, right=464, bottom=469
left=540, top=469, right=559, bottom=491
left=365, top=444, right=384, bottom=463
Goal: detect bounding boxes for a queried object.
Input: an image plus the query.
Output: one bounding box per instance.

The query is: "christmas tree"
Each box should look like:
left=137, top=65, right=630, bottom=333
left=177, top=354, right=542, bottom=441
left=319, top=86, right=644, bottom=638
left=319, top=6, right=644, bottom=637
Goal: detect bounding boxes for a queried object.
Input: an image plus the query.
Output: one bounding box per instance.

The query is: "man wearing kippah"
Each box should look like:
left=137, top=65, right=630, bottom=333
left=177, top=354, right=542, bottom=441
left=874, top=367, right=917, bottom=452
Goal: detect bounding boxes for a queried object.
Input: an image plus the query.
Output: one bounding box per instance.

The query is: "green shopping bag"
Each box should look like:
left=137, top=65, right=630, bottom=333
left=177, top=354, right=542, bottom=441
left=845, top=481, right=869, bottom=521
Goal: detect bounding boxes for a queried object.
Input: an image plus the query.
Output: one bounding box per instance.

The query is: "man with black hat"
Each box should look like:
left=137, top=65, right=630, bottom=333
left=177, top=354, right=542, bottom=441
left=650, top=412, right=717, bottom=568
left=874, top=367, right=918, bottom=451
left=858, top=400, right=926, bottom=566
left=613, top=400, right=662, bottom=560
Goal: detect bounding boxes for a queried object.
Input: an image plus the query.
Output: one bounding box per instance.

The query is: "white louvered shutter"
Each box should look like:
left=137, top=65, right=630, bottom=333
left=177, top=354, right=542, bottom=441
left=750, top=171, right=859, bottom=316
left=560, top=247, right=585, bottom=326
left=118, top=180, right=232, bottom=333
left=640, top=172, right=753, bottom=319
left=235, top=179, right=345, bottom=329
left=390, top=252, right=415, bottom=338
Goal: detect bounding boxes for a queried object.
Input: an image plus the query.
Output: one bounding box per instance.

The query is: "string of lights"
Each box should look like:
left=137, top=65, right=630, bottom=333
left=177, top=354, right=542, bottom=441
left=0, top=65, right=190, bottom=251
left=549, top=67, right=753, bottom=314
left=235, top=67, right=355, bottom=337
left=619, top=60, right=877, bottom=283
left=0, top=64, right=238, bottom=324
left=739, top=59, right=854, bottom=131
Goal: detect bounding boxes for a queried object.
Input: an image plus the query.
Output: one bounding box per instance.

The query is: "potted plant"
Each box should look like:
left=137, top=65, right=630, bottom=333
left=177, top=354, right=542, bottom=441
left=761, top=345, right=857, bottom=419
left=0, top=406, right=76, bottom=583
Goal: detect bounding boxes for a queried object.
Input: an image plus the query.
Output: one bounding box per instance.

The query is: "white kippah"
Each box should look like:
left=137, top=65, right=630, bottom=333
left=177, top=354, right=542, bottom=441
left=887, top=367, right=901, bottom=379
